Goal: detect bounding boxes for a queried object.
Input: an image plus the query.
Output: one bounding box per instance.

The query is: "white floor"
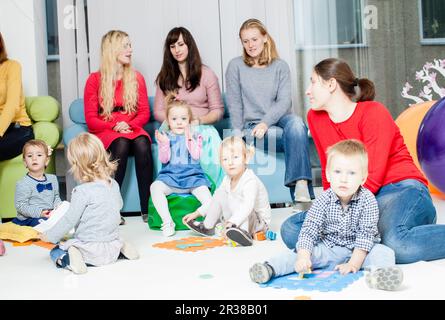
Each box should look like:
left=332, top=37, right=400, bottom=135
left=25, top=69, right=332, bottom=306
left=2, top=194, right=445, bottom=300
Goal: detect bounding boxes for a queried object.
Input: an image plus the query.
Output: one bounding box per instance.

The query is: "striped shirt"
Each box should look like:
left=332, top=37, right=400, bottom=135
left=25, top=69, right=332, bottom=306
left=297, top=186, right=380, bottom=253
left=15, top=173, right=62, bottom=220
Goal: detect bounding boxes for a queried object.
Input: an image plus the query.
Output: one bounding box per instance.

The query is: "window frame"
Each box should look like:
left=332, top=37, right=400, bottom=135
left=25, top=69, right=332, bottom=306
left=294, top=0, right=367, bottom=50
left=45, top=0, right=60, bottom=61
left=418, top=0, right=445, bottom=45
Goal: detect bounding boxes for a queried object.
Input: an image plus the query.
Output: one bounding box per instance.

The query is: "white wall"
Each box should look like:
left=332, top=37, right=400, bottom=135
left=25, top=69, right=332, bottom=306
left=86, top=0, right=222, bottom=96
left=219, top=0, right=298, bottom=112
left=0, top=0, right=48, bottom=96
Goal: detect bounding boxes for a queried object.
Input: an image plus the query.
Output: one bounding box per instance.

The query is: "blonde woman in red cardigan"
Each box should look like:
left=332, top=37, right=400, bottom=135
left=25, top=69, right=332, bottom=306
left=84, top=30, right=153, bottom=224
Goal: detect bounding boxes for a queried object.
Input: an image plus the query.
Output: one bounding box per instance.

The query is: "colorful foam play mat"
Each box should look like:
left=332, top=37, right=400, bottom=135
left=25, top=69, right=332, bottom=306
left=261, top=269, right=364, bottom=292
left=152, top=236, right=226, bottom=252
left=5, top=240, right=56, bottom=250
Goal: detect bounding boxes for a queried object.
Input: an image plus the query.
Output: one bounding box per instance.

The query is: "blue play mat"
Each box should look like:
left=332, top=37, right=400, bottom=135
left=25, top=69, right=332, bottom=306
left=260, top=269, right=364, bottom=292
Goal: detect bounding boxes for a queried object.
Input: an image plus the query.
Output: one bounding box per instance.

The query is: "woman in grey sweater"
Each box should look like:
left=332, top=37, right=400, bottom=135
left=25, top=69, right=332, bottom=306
left=225, top=18, right=313, bottom=204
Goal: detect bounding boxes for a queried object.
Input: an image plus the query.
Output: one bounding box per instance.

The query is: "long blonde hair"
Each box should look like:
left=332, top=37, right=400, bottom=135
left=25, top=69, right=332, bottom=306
left=99, top=30, right=138, bottom=120
left=67, top=133, right=117, bottom=183
left=239, top=19, right=279, bottom=67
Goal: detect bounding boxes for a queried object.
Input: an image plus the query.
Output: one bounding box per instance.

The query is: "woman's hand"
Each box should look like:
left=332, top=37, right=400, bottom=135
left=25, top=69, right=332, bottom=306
left=190, top=118, right=200, bottom=126
left=113, top=121, right=132, bottom=133
left=155, top=130, right=169, bottom=144
left=251, top=122, right=268, bottom=139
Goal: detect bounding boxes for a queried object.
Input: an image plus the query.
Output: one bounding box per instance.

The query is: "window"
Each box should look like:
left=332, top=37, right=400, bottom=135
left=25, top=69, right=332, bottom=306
left=419, top=0, right=445, bottom=44
left=294, top=0, right=365, bottom=49
left=46, top=0, right=59, bottom=59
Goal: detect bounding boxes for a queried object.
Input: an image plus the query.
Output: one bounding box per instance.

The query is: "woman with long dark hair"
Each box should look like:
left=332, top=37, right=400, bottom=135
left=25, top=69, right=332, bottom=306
left=155, top=27, right=224, bottom=186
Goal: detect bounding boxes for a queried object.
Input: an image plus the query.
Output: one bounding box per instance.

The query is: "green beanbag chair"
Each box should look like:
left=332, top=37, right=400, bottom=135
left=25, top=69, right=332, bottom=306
left=147, top=175, right=216, bottom=230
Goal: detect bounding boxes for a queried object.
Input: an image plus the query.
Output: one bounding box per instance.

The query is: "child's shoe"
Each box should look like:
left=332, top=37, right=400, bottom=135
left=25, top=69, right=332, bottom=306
left=249, top=262, right=274, bottom=283
left=365, top=266, right=403, bottom=291
left=226, top=227, right=253, bottom=246
left=120, top=216, right=126, bottom=225
left=185, top=220, right=215, bottom=237
left=67, top=247, right=87, bottom=274
left=161, top=221, right=176, bottom=237
left=120, top=241, right=139, bottom=260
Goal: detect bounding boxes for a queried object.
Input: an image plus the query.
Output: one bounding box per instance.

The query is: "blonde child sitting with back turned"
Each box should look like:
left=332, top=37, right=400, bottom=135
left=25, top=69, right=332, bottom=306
left=40, top=132, right=138, bottom=274
left=183, top=136, right=271, bottom=247
left=150, top=94, right=213, bottom=237
left=13, top=139, right=61, bottom=227
left=250, top=139, right=403, bottom=290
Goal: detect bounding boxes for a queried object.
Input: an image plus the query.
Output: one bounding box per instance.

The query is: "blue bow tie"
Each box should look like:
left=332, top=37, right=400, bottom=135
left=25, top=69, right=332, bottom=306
left=36, top=183, right=53, bottom=193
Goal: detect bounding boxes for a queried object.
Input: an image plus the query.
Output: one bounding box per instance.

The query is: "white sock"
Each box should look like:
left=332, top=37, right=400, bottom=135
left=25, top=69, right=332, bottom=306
left=294, top=180, right=311, bottom=202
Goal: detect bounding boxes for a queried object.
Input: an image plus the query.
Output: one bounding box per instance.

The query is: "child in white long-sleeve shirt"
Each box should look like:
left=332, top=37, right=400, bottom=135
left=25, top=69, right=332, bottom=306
left=40, top=133, right=139, bottom=274
left=183, top=136, right=271, bottom=246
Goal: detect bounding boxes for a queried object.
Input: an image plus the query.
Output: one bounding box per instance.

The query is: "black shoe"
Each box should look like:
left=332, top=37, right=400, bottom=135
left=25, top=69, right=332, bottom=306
left=120, top=216, right=126, bottom=225
left=226, top=227, right=253, bottom=246
left=141, top=214, right=148, bottom=223
left=185, top=219, right=215, bottom=236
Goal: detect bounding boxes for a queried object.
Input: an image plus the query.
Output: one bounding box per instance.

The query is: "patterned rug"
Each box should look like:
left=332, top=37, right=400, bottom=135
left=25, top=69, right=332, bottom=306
left=152, top=237, right=226, bottom=252
left=261, top=269, right=364, bottom=292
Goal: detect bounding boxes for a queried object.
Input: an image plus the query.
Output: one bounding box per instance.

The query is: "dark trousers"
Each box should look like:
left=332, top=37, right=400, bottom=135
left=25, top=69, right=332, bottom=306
left=0, top=124, right=34, bottom=161
left=108, top=136, right=154, bottom=215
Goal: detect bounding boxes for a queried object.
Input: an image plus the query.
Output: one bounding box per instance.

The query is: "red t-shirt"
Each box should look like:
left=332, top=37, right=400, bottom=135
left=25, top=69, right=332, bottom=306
left=84, top=71, right=151, bottom=149
left=307, top=101, right=427, bottom=194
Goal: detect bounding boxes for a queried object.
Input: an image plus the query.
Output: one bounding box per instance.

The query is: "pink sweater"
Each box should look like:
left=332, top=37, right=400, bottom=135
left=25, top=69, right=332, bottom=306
left=154, top=66, right=224, bottom=122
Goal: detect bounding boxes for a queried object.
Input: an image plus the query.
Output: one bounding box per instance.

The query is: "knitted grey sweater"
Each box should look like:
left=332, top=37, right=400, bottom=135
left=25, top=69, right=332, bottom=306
left=225, top=56, right=292, bottom=131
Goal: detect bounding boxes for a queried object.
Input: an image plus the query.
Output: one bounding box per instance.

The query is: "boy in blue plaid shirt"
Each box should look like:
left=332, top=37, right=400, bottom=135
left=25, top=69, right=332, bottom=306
left=250, top=139, right=403, bottom=290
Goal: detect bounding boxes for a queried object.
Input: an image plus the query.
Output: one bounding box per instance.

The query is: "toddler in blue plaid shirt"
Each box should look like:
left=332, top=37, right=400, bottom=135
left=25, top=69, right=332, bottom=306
left=250, top=139, right=403, bottom=291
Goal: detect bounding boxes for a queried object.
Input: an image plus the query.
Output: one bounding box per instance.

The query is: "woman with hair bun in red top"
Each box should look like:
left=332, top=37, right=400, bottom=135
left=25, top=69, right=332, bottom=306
left=280, top=58, right=445, bottom=264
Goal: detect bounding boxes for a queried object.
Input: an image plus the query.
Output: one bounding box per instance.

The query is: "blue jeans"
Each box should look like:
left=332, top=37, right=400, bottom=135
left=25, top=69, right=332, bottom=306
left=267, top=242, right=395, bottom=277
left=280, top=179, right=445, bottom=263
left=50, top=246, right=69, bottom=268
left=243, top=114, right=314, bottom=200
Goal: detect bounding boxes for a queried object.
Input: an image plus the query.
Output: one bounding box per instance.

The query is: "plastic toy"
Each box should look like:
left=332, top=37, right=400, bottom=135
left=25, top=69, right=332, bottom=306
left=254, top=231, right=266, bottom=241
left=418, top=97, right=445, bottom=193
left=266, top=230, right=277, bottom=240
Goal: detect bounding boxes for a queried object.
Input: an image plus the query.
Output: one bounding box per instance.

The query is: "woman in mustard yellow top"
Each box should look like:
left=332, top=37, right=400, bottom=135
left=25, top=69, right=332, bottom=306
left=0, top=32, right=34, bottom=161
